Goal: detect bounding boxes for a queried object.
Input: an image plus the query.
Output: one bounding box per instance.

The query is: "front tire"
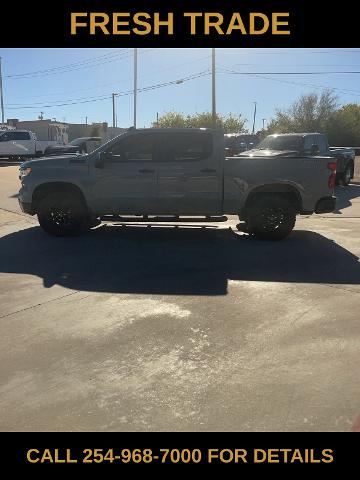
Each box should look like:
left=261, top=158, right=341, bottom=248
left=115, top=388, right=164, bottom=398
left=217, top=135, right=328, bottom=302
left=37, top=192, right=89, bottom=236
left=245, top=195, right=296, bottom=240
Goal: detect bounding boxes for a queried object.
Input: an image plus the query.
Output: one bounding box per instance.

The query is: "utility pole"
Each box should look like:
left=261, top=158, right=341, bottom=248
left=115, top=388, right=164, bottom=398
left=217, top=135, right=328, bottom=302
left=156, top=112, right=159, bottom=127
left=0, top=57, right=4, bottom=124
left=133, top=48, right=138, bottom=128
left=112, top=93, right=116, bottom=128
left=212, top=48, right=216, bottom=128
left=262, top=118, right=266, bottom=130
left=252, top=102, right=257, bottom=134
left=85, top=116, right=88, bottom=125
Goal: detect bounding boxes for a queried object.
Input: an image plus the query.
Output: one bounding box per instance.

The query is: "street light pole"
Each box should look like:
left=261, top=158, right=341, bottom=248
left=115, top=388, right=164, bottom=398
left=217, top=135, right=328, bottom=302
left=252, top=101, right=257, bottom=134
left=134, top=48, right=138, bottom=128
left=262, top=118, right=266, bottom=130
left=0, top=57, right=5, bottom=124
left=212, top=48, right=216, bottom=128
left=112, top=93, right=116, bottom=128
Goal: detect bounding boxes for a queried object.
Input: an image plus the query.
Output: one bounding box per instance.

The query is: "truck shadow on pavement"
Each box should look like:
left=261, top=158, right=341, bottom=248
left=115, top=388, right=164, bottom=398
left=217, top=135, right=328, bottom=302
left=0, top=225, right=359, bottom=295
left=334, top=184, right=360, bottom=213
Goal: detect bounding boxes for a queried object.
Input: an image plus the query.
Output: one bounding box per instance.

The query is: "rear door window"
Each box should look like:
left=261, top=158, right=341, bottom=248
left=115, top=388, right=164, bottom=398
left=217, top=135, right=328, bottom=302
left=160, top=132, right=212, bottom=162
left=315, top=135, right=328, bottom=155
left=303, top=136, right=314, bottom=155
left=14, top=131, right=31, bottom=140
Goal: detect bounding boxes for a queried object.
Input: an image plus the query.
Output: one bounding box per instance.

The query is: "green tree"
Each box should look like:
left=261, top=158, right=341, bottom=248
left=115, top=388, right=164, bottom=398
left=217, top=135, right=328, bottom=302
left=153, top=111, right=188, bottom=129
left=153, top=111, right=247, bottom=133
left=266, top=91, right=338, bottom=134
left=326, top=103, right=360, bottom=146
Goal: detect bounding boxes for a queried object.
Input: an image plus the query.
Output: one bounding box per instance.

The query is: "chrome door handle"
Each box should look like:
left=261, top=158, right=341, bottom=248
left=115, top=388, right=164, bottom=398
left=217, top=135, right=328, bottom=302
left=200, top=168, right=216, bottom=173
left=138, top=168, right=155, bottom=173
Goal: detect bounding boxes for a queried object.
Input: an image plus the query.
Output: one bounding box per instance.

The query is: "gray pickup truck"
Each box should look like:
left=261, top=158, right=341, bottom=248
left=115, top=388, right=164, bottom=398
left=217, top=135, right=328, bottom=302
left=18, top=128, right=336, bottom=240
left=243, top=132, right=355, bottom=186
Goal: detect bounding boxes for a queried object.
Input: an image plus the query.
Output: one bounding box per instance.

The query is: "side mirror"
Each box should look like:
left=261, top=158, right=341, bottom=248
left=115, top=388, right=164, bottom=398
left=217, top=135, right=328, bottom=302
left=310, top=144, right=320, bottom=156
left=95, top=151, right=111, bottom=169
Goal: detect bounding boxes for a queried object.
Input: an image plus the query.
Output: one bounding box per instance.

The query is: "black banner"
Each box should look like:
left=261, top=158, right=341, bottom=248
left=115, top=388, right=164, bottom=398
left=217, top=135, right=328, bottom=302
left=0, top=432, right=358, bottom=474
left=0, top=1, right=359, bottom=48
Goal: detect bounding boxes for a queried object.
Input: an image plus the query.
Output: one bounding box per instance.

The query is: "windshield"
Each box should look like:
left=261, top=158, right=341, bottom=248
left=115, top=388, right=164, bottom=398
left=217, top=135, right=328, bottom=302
left=257, top=135, right=303, bottom=152
left=224, top=137, right=237, bottom=147
left=91, top=132, right=127, bottom=155
left=69, top=139, right=84, bottom=146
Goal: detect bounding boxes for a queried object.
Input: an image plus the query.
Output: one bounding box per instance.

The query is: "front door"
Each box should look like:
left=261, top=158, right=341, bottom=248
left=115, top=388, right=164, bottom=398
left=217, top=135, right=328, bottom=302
left=90, top=132, right=158, bottom=215
left=156, top=131, right=222, bottom=215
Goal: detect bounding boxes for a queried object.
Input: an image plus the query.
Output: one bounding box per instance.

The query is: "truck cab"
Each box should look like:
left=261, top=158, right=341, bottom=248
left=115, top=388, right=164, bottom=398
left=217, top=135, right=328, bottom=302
left=0, top=129, right=37, bottom=159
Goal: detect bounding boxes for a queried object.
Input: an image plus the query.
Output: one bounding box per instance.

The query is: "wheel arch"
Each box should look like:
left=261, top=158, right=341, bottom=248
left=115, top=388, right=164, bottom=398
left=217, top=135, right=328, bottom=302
left=32, top=182, right=88, bottom=213
left=242, top=183, right=303, bottom=217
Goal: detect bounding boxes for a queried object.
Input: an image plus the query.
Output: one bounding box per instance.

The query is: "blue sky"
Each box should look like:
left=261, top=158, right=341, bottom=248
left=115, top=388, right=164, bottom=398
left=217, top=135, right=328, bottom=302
left=1, top=48, right=360, bottom=131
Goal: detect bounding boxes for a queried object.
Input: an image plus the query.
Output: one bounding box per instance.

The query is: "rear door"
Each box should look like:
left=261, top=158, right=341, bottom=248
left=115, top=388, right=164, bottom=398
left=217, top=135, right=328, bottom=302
left=156, top=131, right=222, bottom=215
left=91, top=132, right=159, bottom=214
left=303, top=135, right=315, bottom=155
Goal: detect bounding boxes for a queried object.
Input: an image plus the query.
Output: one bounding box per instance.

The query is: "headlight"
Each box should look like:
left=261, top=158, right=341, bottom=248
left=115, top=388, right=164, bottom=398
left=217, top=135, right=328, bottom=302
left=19, top=167, right=32, bottom=179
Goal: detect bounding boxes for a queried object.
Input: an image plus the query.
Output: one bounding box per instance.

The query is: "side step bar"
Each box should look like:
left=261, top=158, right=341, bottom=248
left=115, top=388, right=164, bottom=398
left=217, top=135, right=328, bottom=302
left=100, top=215, right=228, bottom=223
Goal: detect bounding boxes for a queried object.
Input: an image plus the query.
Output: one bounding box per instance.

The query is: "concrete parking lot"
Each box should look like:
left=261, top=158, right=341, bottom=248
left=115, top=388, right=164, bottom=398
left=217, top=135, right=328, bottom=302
left=0, top=160, right=360, bottom=432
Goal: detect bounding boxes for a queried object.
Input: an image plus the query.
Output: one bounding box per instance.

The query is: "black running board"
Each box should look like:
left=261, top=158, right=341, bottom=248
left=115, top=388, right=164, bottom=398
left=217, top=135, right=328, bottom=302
left=100, top=215, right=228, bottom=223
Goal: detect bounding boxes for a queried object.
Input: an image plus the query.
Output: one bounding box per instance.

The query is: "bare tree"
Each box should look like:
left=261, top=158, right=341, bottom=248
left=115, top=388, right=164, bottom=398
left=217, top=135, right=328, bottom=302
left=266, top=91, right=338, bottom=134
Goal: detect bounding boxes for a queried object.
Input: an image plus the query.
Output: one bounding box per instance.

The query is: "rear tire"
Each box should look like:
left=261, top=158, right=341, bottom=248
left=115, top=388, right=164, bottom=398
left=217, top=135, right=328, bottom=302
left=340, top=162, right=353, bottom=186
left=37, top=192, right=89, bottom=236
left=245, top=195, right=296, bottom=241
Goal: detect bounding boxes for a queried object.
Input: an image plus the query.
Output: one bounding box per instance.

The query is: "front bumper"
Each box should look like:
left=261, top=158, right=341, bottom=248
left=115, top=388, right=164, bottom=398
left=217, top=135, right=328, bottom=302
left=315, top=196, right=336, bottom=214
left=18, top=199, right=33, bottom=215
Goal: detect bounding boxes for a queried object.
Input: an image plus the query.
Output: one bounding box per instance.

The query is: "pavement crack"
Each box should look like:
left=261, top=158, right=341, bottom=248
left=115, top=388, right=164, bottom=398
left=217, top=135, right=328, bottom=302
left=0, top=291, right=82, bottom=319
left=0, top=207, right=27, bottom=217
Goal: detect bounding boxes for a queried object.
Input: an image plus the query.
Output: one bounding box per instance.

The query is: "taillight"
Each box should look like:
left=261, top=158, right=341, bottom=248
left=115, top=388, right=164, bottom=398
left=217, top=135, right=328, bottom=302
left=327, top=162, right=337, bottom=189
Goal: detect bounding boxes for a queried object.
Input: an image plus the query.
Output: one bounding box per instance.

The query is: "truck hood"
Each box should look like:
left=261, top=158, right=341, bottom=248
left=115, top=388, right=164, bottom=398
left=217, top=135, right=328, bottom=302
left=21, top=154, right=86, bottom=169
left=238, top=149, right=300, bottom=157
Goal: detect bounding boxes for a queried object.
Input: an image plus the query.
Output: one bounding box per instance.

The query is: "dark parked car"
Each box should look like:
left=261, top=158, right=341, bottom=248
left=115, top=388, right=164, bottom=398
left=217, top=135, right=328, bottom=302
left=240, top=133, right=355, bottom=186
left=224, top=134, right=260, bottom=156
left=44, top=137, right=102, bottom=156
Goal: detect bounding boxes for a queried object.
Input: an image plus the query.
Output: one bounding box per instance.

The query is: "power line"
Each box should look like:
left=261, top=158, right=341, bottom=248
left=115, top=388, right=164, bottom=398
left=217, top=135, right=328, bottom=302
left=6, top=70, right=211, bottom=107
left=218, top=66, right=360, bottom=97
left=10, top=54, right=212, bottom=100
left=5, top=49, right=156, bottom=79
left=224, top=63, right=360, bottom=68
left=218, top=49, right=360, bottom=55
left=220, top=70, right=360, bottom=75
left=5, top=48, right=360, bottom=79
left=5, top=71, right=211, bottom=110
left=5, top=51, right=127, bottom=78
left=249, top=74, right=360, bottom=98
